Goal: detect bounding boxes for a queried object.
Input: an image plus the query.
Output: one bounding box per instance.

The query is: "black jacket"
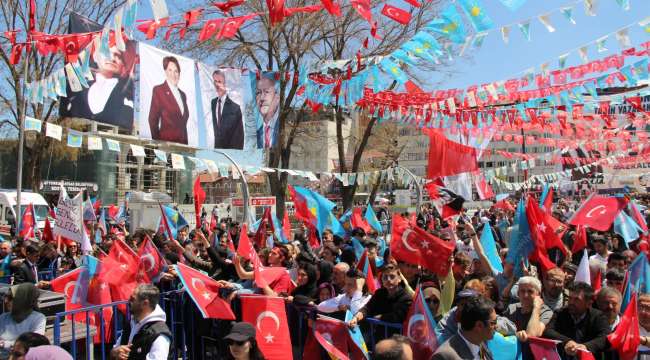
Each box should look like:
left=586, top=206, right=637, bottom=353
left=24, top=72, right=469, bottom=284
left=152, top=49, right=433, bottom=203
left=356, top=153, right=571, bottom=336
left=12, top=260, right=37, bottom=284
left=182, top=245, right=236, bottom=281
left=543, top=307, right=611, bottom=358
left=120, top=321, right=172, bottom=360
left=211, top=96, right=243, bottom=150
left=359, top=286, right=412, bottom=324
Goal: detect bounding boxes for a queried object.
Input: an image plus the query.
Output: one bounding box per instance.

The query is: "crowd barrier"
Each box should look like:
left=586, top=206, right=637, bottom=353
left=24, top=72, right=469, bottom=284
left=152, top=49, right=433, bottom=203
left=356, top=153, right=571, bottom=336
left=49, top=287, right=405, bottom=359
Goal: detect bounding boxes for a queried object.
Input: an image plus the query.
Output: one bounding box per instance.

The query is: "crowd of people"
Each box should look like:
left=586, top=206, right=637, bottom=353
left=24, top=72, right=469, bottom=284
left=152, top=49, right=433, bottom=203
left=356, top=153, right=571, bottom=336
left=0, top=193, right=649, bottom=359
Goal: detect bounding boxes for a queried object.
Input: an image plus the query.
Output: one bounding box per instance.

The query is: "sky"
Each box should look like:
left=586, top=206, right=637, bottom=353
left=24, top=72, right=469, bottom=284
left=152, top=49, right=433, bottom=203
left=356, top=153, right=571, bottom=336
left=432, top=0, right=650, bottom=90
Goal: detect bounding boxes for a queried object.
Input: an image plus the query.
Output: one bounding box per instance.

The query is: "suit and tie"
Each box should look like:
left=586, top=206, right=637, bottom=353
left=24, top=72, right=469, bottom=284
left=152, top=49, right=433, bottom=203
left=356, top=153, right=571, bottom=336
left=148, top=81, right=189, bottom=144
left=256, top=120, right=279, bottom=149
left=432, top=334, right=493, bottom=360
left=211, top=95, right=244, bottom=149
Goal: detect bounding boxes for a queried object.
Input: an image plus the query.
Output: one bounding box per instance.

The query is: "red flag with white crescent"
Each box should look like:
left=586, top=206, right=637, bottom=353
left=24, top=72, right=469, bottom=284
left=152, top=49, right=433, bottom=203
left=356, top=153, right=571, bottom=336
left=381, top=4, right=411, bottom=25
left=137, top=236, right=167, bottom=283
left=175, top=262, right=235, bottom=320
left=568, top=193, right=628, bottom=231
left=403, top=287, right=439, bottom=360
left=391, top=214, right=454, bottom=276
left=98, top=239, right=138, bottom=303
left=193, top=176, right=206, bottom=229
left=241, top=295, right=292, bottom=360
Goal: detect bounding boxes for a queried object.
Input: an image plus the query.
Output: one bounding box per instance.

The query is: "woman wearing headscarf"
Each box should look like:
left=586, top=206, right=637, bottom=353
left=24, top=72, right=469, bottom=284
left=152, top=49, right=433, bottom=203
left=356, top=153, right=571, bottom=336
left=317, top=260, right=334, bottom=286
left=290, top=263, right=318, bottom=302
left=0, top=283, right=46, bottom=355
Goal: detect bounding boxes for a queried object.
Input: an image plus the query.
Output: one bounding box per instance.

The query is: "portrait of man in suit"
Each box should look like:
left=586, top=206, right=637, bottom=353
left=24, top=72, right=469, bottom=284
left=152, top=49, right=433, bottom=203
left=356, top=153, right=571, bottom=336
left=255, top=74, right=280, bottom=149
left=148, top=56, right=190, bottom=144
left=211, top=70, right=244, bottom=149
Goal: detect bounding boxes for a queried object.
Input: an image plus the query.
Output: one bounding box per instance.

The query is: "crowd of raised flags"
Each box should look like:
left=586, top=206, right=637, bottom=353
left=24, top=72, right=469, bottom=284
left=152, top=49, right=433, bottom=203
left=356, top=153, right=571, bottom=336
left=5, top=180, right=650, bottom=359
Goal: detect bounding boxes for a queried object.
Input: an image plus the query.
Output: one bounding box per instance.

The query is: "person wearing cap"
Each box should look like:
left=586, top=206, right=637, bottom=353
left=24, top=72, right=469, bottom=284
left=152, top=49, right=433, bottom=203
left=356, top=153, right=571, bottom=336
left=0, top=283, right=46, bottom=356
left=224, top=322, right=265, bottom=360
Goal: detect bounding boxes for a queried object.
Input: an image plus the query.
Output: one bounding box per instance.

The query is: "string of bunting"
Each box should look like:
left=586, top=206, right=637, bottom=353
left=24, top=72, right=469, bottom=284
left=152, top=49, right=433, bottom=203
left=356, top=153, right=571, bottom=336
left=21, top=116, right=426, bottom=189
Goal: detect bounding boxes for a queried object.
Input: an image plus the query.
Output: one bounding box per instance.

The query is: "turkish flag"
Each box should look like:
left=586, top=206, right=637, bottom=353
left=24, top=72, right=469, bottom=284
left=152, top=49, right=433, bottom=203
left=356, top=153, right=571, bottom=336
left=526, top=197, right=567, bottom=255
left=254, top=207, right=274, bottom=249
left=51, top=268, right=87, bottom=322
left=391, top=214, right=454, bottom=276
left=217, top=14, right=257, bottom=39
left=213, top=0, right=245, bottom=12
left=193, top=177, right=206, bottom=229
left=568, top=193, right=628, bottom=231
left=350, top=207, right=371, bottom=233
left=356, top=249, right=378, bottom=294
left=403, top=287, right=439, bottom=360
left=381, top=4, right=411, bottom=25
left=319, top=0, right=341, bottom=16
left=61, top=33, right=93, bottom=63
left=266, top=0, right=286, bottom=25
left=528, top=336, right=561, bottom=360
left=571, top=225, right=588, bottom=253
left=240, top=296, right=292, bottom=360
left=137, top=236, right=167, bottom=283
left=210, top=212, right=218, bottom=232
left=237, top=225, right=287, bottom=288
left=351, top=0, right=372, bottom=23
left=493, top=198, right=514, bottom=212
left=424, top=129, right=478, bottom=178
left=282, top=210, right=291, bottom=241
left=283, top=5, right=323, bottom=16
left=198, top=19, right=223, bottom=41
left=18, top=203, right=35, bottom=239
left=42, top=217, right=55, bottom=243
left=607, top=293, right=640, bottom=360
left=313, top=316, right=352, bottom=359
left=175, top=263, right=235, bottom=320
left=98, top=239, right=138, bottom=302
left=107, top=204, right=120, bottom=220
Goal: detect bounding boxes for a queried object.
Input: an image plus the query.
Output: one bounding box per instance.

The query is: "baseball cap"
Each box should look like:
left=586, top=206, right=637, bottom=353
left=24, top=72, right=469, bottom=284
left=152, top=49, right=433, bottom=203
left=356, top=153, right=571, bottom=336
left=224, top=322, right=256, bottom=342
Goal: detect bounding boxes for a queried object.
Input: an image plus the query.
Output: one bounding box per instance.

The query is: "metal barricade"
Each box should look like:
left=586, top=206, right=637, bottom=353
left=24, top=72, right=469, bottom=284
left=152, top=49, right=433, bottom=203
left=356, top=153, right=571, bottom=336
left=364, top=318, right=403, bottom=351
left=52, top=289, right=186, bottom=360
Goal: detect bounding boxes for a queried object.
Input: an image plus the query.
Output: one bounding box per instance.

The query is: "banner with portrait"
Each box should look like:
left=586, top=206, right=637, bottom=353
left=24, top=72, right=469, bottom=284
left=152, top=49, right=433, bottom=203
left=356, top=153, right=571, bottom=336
left=197, top=64, right=248, bottom=150
left=138, top=43, right=199, bottom=146
left=58, top=13, right=137, bottom=130
left=250, top=72, right=280, bottom=149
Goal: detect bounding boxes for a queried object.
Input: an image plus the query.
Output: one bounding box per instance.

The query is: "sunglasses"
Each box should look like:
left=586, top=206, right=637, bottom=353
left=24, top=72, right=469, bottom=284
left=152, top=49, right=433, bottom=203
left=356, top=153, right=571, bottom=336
left=382, top=274, right=398, bottom=281
left=228, top=340, right=247, bottom=346
left=426, top=298, right=440, bottom=305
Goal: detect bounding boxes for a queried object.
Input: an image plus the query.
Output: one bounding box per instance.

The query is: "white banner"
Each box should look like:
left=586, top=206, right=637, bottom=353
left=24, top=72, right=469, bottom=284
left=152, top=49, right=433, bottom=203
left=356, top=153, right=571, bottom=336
left=53, top=186, right=83, bottom=243
left=197, top=63, right=247, bottom=150
left=138, top=43, right=198, bottom=146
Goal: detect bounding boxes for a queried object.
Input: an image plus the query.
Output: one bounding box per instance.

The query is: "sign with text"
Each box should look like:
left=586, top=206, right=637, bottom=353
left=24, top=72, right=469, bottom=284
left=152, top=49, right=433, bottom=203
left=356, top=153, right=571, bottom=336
left=232, top=197, right=276, bottom=207
left=53, top=186, right=83, bottom=243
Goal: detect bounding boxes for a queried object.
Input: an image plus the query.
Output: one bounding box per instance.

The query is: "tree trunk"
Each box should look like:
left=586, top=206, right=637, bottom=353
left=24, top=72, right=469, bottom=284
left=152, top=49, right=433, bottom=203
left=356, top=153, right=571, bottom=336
left=367, top=172, right=384, bottom=206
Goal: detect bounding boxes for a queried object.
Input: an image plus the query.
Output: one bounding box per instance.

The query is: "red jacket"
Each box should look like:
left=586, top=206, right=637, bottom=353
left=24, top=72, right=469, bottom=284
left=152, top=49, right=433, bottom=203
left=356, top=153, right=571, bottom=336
left=148, top=81, right=189, bottom=144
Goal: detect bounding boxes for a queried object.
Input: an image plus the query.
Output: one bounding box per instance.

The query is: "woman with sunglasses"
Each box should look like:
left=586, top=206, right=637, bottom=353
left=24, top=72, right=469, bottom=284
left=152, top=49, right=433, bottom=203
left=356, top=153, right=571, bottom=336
left=224, top=322, right=265, bottom=360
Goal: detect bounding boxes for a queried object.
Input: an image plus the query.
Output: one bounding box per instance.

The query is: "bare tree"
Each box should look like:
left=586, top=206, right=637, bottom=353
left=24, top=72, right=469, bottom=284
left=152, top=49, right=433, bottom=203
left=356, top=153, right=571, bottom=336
left=172, top=0, right=445, bottom=216
left=0, top=0, right=125, bottom=190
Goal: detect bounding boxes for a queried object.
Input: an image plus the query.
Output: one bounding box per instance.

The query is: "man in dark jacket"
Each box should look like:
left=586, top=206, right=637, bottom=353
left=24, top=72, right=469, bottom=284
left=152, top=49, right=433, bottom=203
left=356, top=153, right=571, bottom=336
left=543, top=282, right=611, bottom=358
left=111, top=285, right=172, bottom=360
left=347, top=264, right=412, bottom=338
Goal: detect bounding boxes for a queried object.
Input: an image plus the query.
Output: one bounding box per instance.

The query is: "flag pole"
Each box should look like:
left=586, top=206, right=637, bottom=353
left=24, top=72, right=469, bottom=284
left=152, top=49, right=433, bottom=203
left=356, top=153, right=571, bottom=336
left=15, top=43, right=32, bottom=233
